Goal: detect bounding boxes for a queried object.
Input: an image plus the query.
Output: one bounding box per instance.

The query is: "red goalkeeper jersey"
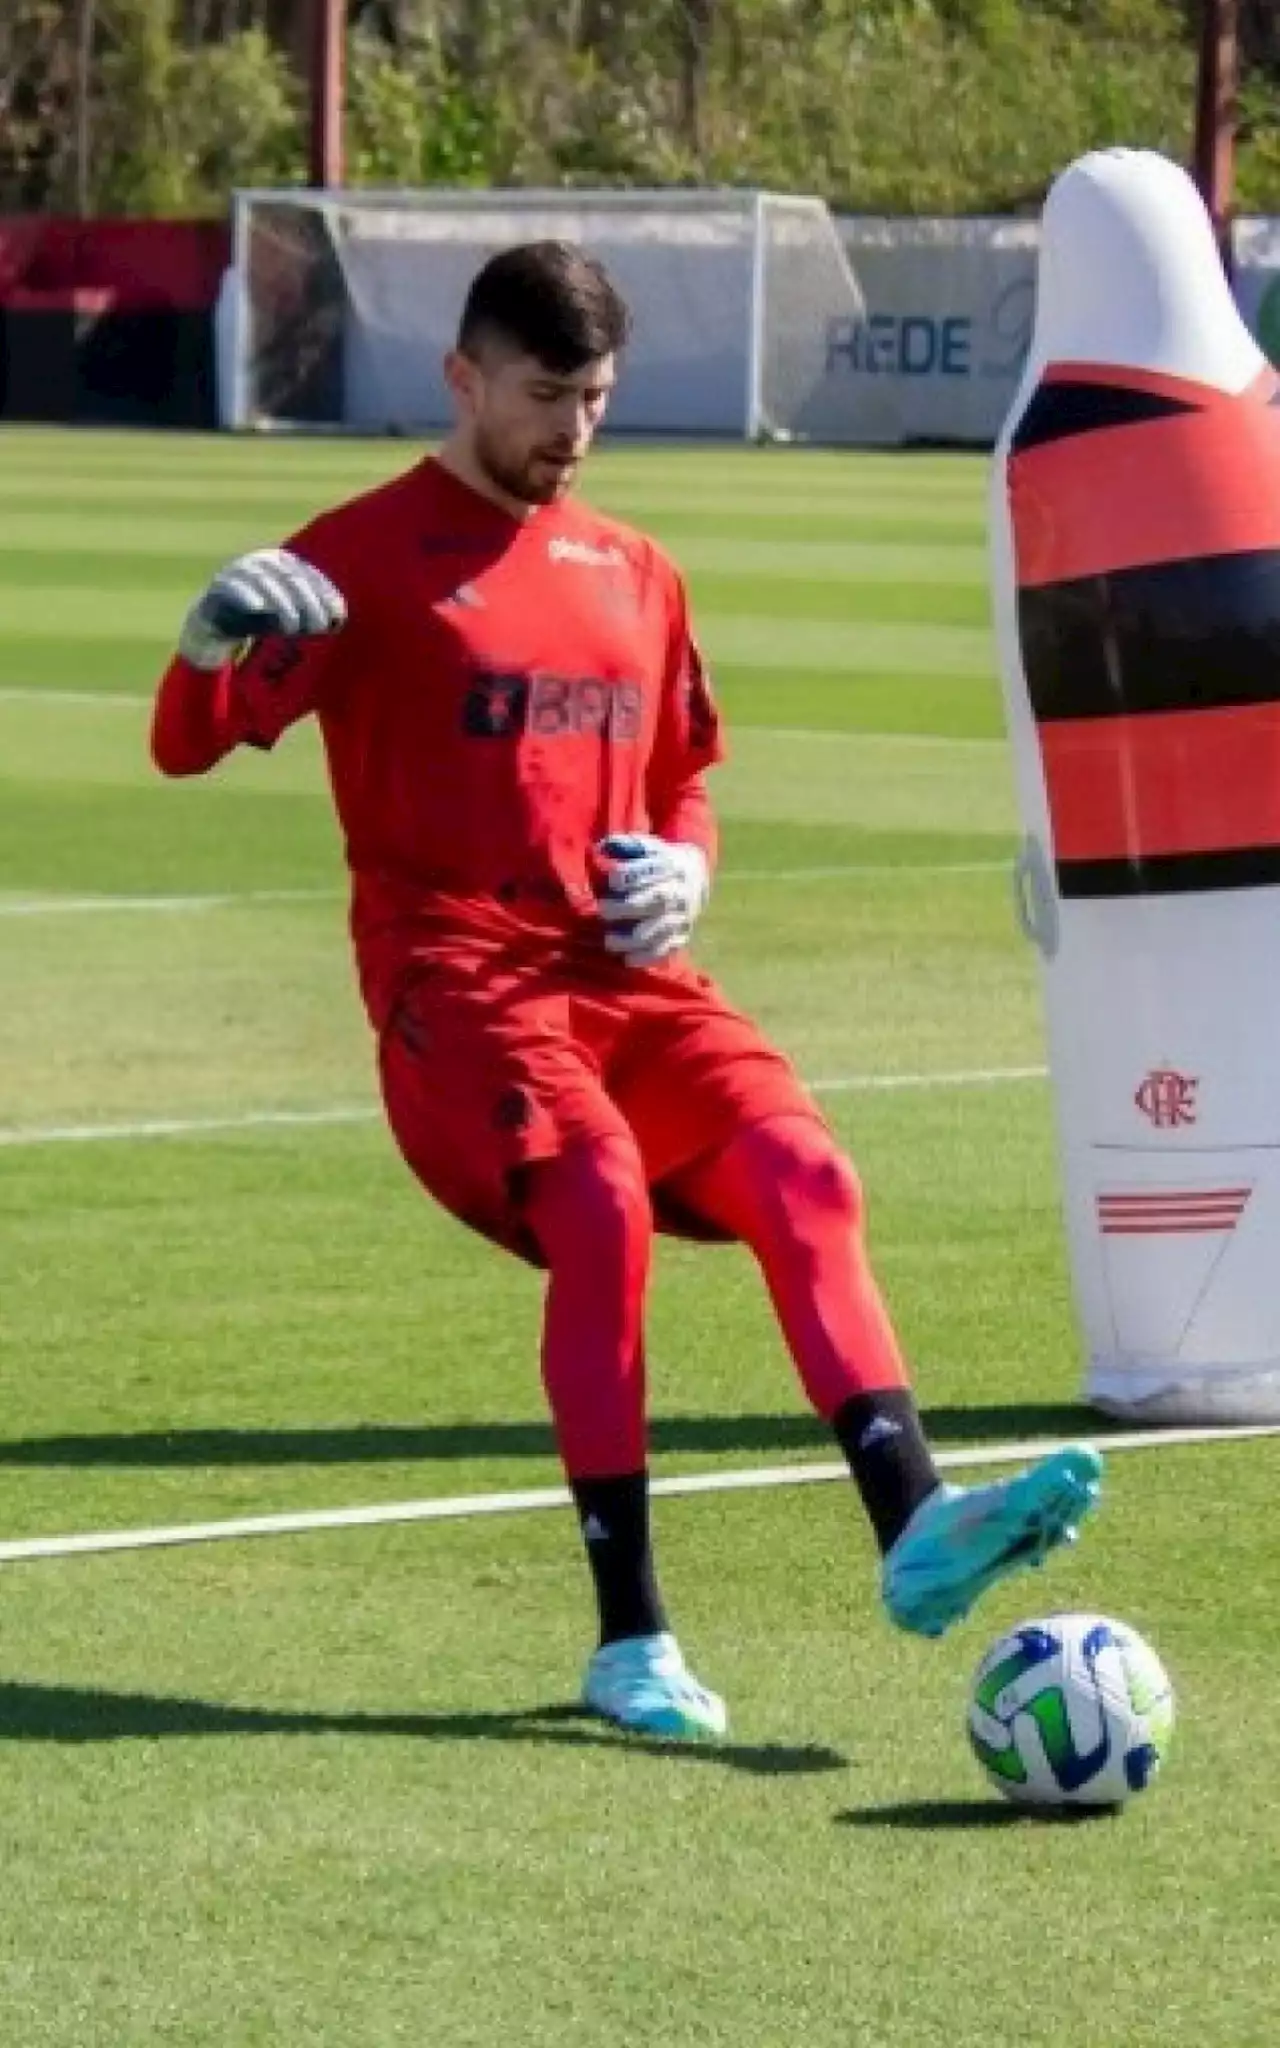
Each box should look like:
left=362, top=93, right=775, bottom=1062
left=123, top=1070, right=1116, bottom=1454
left=151, top=458, right=725, bottom=1028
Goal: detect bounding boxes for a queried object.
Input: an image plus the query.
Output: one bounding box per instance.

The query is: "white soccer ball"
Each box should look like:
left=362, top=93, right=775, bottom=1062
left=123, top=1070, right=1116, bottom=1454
left=967, top=1612, right=1175, bottom=1810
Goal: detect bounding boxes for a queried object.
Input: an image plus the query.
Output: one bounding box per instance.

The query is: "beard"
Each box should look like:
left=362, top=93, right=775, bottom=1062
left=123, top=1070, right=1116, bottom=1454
left=472, top=423, right=578, bottom=506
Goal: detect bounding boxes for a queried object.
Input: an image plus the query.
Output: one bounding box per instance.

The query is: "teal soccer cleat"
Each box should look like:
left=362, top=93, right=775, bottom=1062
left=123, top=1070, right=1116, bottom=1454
left=583, top=1632, right=728, bottom=1741
left=882, top=1444, right=1104, bottom=1639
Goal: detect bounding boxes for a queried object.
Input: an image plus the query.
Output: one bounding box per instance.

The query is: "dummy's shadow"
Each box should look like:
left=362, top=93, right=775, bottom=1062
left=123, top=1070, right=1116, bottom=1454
left=0, top=1680, right=846, bottom=1775
left=0, top=1403, right=1102, bottom=1470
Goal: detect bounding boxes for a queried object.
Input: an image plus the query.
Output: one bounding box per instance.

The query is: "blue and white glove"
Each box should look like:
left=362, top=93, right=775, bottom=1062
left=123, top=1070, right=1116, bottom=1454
left=178, top=548, right=346, bottom=671
left=596, top=832, right=711, bottom=967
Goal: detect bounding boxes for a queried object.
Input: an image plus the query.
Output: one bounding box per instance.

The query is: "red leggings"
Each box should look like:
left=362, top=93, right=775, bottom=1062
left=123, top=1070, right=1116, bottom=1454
left=523, top=1113, right=907, bottom=1478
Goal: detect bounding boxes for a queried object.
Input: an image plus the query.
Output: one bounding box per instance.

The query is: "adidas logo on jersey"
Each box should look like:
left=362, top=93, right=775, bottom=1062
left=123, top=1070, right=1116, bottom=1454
left=548, top=536, right=626, bottom=569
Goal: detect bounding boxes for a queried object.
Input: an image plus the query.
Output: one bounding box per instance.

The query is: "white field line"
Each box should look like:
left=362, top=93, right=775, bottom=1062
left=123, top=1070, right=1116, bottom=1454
left=811, top=1066, right=1045, bottom=1094
left=0, top=888, right=336, bottom=918
left=724, top=861, right=1006, bottom=882
left=0, top=687, right=147, bottom=708
left=0, top=1067, right=1047, bottom=1151
left=0, top=1105, right=377, bottom=1149
left=758, top=726, right=1000, bottom=749
left=0, top=862, right=1008, bottom=920
left=0, top=1425, right=1274, bottom=1566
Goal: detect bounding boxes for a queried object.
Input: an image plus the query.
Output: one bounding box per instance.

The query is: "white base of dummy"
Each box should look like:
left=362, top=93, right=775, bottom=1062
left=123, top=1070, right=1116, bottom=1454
left=1088, top=1360, right=1280, bottom=1425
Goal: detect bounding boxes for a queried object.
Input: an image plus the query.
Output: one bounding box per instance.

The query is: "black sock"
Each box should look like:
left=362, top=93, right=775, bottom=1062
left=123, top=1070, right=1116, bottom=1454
left=832, top=1387, right=942, bottom=1555
left=570, top=1471, right=669, bottom=1646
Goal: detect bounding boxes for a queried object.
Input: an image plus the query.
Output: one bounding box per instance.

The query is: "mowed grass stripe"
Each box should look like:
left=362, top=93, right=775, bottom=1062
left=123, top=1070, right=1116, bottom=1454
left=631, top=508, right=985, bottom=546
left=1, top=660, right=1005, bottom=734
left=0, top=523, right=989, bottom=590
left=0, top=459, right=983, bottom=508
left=0, top=775, right=1013, bottom=899
left=707, top=615, right=991, bottom=674
left=0, top=484, right=983, bottom=548
left=716, top=669, right=1002, bottom=736
left=678, top=535, right=986, bottom=584
left=0, top=585, right=994, bottom=679
left=0, top=588, right=202, bottom=641
left=0, top=637, right=175, bottom=693
left=0, top=671, right=1005, bottom=737
left=0, top=783, right=345, bottom=896
left=0, top=699, right=322, bottom=793
left=689, top=578, right=988, bottom=628
left=0, top=551, right=989, bottom=630
left=0, top=460, right=986, bottom=509
left=0, top=699, right=1018, bottom=826
left=0, top=429, right=985, bottom=487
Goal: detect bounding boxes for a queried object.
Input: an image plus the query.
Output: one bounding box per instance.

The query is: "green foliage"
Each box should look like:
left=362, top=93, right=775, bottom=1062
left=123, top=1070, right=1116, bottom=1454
left=687, top=0, right=1197, bottom=210
left=45, top=0, right=305, bottom=215
left=1239, top=69, right=1280, bottom=211
left=0, top=0, right=79, bottom=210
left=3, top=0, right=1278, bottom=217
left=176, top=30, right=306, bottom=205
left=94, top=17, right=303, bottom=215
left=93, top=0, right=188, bottom=215
left=345, top=30, right=489, bottom=187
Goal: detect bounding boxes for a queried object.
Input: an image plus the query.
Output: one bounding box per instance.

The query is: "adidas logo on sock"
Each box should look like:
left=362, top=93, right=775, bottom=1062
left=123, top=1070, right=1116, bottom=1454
left=581, top=1513, right=610, bottom=1543
left=858, top=1416, right=903, bottom=1452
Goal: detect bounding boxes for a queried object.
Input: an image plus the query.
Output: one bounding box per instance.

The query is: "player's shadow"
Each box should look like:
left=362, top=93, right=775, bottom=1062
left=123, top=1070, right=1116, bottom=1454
left=0, top=1403, right=1103, bottom=1469
left=0, top=1680, right=847, bottom=1777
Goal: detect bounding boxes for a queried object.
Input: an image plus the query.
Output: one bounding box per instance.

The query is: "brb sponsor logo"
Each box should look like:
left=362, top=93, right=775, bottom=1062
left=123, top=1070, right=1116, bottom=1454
left=463, top=667, right=643, bottom=740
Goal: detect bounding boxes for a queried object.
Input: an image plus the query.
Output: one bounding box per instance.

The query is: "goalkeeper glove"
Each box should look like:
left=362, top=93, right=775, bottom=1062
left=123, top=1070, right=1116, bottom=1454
left=596, top=832, right=711, bottom=967
left=178, top=548, right=347, bottom=671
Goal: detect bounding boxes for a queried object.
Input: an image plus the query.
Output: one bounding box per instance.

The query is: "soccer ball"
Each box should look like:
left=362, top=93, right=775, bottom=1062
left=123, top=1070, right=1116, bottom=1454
left=967, top=1612, right=1174, bottom=1811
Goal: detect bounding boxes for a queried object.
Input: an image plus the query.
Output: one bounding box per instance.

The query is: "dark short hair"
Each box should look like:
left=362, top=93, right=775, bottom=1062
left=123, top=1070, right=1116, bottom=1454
left=458, top=241, right=631, bottom=372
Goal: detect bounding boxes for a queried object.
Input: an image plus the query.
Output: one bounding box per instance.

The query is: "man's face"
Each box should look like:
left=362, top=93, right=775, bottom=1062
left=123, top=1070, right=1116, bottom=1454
left=446, top=346, right=616, bottom=505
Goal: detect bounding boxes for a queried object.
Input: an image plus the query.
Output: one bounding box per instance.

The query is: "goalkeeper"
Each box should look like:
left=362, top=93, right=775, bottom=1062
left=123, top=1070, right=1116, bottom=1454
left=150, top=241, right=1101, bottom=1741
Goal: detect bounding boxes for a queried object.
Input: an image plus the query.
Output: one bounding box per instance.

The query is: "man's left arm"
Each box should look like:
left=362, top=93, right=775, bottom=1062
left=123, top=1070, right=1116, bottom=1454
left=598, top=571, right=725, bottom=967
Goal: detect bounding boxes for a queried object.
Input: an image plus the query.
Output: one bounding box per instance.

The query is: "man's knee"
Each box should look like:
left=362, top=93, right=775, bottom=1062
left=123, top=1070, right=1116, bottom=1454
left=739, top=1115, right=866, bottom=1242
left=525, top=1135, right=653, bottom=1267
left=581, top=1137, right=654, bottom=1252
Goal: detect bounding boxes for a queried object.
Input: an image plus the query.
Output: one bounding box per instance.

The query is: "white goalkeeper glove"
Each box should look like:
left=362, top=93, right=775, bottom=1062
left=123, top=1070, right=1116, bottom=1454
left=178, top=548, right=347, bottom=671
left=596, top=832, right=711, bottom=967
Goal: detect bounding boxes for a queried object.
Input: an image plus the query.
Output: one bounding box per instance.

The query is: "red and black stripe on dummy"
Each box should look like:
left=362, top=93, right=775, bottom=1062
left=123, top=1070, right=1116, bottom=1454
left=1009, top=363, right=1280, bottom=897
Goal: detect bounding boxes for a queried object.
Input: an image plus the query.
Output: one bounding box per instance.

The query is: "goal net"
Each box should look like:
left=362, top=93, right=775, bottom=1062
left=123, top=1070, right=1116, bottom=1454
left=226, top=187, right=905, bottom=443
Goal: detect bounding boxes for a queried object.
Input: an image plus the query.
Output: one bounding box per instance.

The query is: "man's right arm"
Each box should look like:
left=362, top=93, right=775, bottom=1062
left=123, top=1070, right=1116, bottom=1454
left=151, top=546, right=347, bottom=778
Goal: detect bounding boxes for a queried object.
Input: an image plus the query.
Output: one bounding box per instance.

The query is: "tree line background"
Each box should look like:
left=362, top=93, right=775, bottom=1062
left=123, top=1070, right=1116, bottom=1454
left=2, top=0, right=1278, bottom=218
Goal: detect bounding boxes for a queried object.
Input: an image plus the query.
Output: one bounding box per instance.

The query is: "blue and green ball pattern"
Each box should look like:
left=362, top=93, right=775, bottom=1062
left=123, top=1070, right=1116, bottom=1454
left=968, top=1612, right=1175, bottom=1810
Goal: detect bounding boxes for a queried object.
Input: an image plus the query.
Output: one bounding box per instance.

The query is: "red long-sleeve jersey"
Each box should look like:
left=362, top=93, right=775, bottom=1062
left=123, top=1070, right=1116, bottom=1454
left=151, top=457, right=724, bottom=1029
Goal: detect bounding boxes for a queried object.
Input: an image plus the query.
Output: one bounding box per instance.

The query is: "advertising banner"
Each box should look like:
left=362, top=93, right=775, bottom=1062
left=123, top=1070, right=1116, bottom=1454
left=835, top=214, right=1280, bottom=446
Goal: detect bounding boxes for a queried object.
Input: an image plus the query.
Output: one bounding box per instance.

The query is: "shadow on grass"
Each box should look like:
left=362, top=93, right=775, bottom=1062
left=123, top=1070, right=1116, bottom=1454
left=0, top=1681, right=848, bottom=1776
left=836, top=1799, right=1027, bottom=1831
left=0, top=1403, right=1105, bottom=1470
left=837, top=1799, right=1117, bottom=1830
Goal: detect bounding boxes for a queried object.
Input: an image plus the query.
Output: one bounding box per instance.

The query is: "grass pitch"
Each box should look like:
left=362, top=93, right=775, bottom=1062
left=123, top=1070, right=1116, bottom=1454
left=0, top=429, right=1277, bottom=2047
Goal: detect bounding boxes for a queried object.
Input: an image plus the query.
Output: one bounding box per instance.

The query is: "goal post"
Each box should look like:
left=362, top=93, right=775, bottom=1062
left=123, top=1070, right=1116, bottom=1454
left=225, top=185, right=903, bottom=443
